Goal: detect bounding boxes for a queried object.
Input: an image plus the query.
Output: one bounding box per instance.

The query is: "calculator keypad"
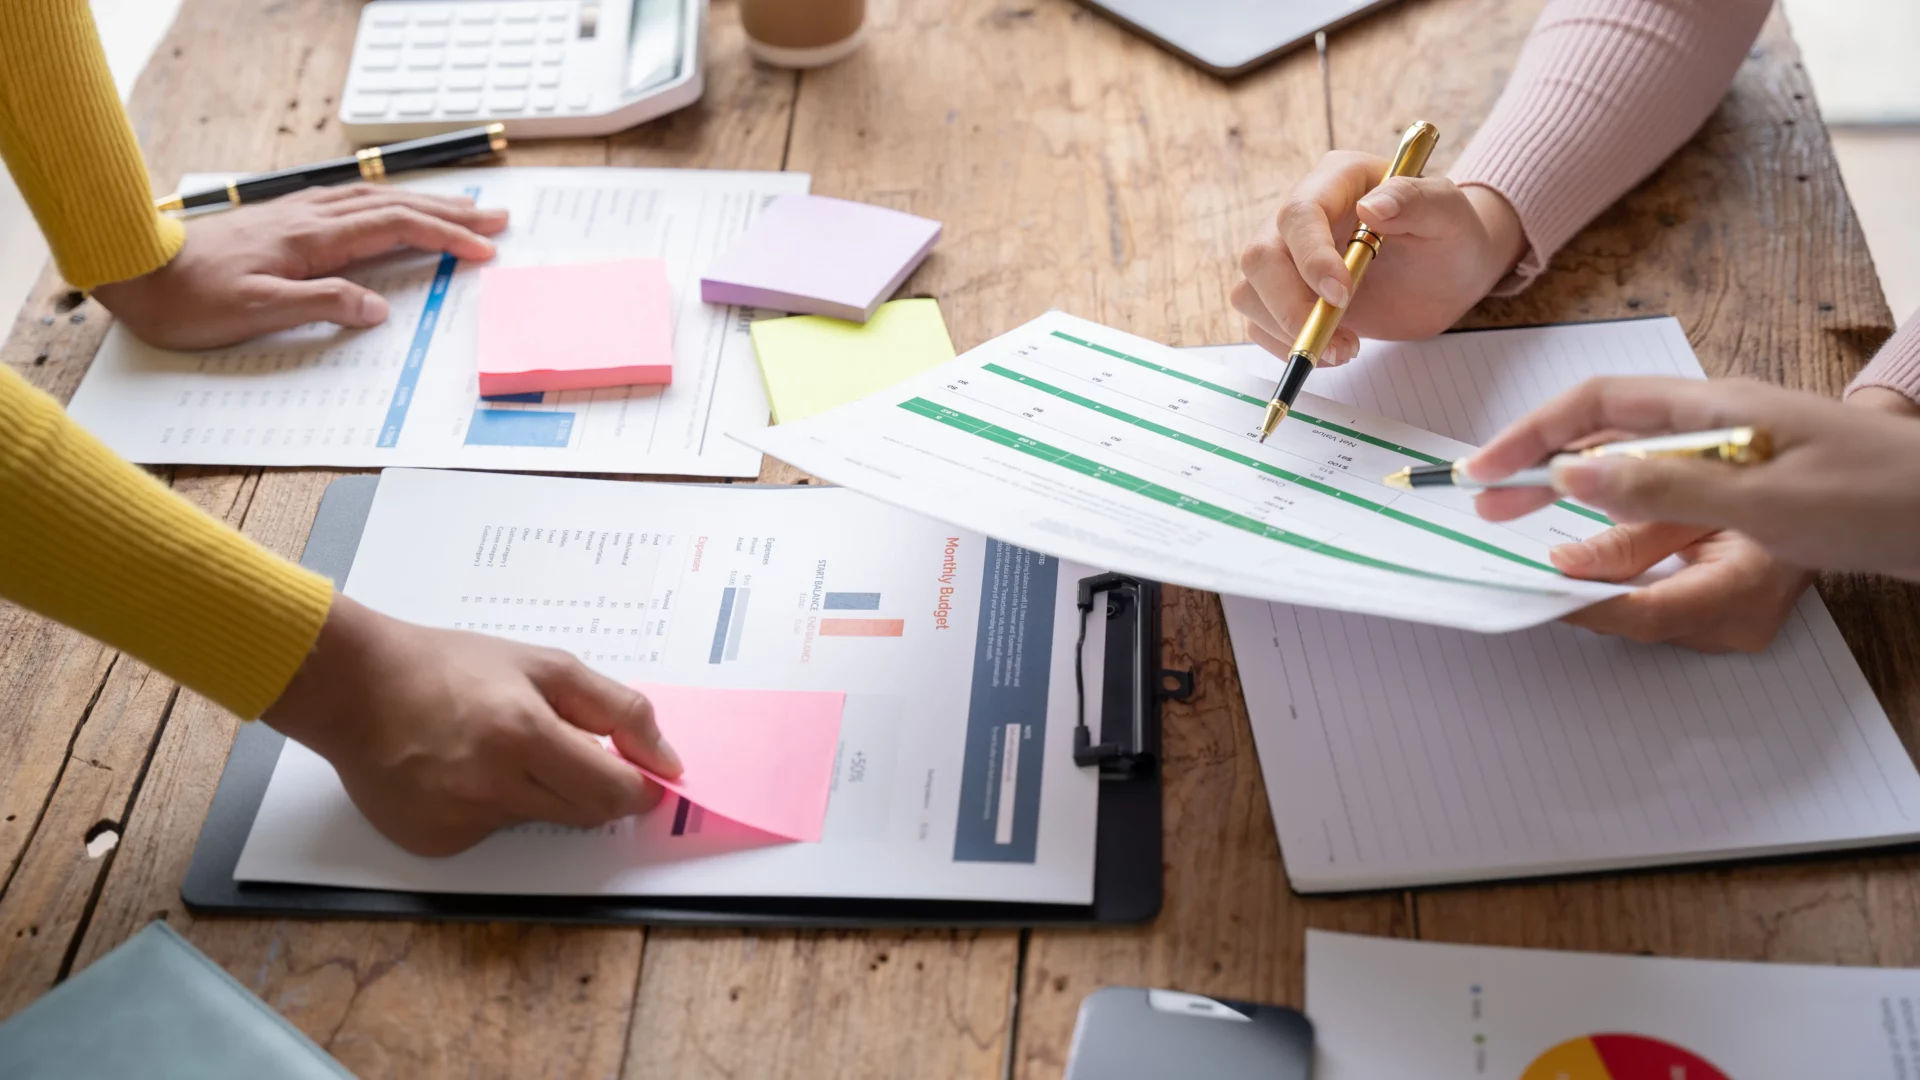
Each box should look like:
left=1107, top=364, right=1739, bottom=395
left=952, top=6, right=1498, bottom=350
left=346, top=0, right=591, bottom=122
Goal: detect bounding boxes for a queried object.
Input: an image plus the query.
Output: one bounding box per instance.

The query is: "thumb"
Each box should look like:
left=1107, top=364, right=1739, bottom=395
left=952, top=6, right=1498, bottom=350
left=533, top=657, right=683, bottom=779
left=1550, top=521, right=1715, bottom=580
left=1355, top=176, right=1475, bottom=239
left=245, top=276, right=390, bottom=335
left=1551, top=456, right=1754, bottom=529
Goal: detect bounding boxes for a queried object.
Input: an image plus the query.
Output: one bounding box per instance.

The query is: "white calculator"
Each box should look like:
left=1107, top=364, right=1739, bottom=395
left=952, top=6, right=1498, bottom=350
left=339, top=0, right=705, bottom=142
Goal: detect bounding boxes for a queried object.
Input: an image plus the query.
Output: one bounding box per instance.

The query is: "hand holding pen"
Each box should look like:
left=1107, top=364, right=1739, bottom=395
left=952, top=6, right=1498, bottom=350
left=1384, top=426, right=1773, bottom=492
left=1458, top=376, right=1920, bottom=582
left=1245, top=122, right=1440, bottom=439
left=1231, top=125, right=1533, bottom=437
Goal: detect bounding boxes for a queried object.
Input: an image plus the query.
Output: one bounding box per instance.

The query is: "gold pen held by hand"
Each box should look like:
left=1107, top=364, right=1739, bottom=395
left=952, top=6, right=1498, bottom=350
left=1258, top=120, right=1441, bottom=443
left=1381, top=426, right=1774, bottom=490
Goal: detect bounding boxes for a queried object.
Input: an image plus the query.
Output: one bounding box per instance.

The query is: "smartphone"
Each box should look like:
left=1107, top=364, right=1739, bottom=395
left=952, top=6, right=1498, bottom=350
left=1064, top=987, right=1314, bottom=1080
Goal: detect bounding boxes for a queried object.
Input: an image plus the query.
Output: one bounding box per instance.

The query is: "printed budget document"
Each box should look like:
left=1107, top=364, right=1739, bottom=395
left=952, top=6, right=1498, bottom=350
left=744, top=311, right=1630, bottom=633
left=68, top=168, right=804, bottom=478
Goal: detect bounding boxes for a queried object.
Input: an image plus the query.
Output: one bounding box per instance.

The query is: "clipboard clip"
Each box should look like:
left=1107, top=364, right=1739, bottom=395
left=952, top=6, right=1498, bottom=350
left=1072, top=573, right=1192, bottom=777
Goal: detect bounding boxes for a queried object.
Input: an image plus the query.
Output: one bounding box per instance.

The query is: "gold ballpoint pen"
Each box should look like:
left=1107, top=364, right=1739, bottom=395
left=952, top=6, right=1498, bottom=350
left=1380, top=427, right=1774, bottom=490
left=1257, top=120, right=1441, bottom=442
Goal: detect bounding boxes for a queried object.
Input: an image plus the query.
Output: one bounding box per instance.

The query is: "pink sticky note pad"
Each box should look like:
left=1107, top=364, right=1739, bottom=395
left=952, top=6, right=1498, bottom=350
left=621, top=683, right=845, bottom=843
left=700, top=194, right=942, bottom=323
left=477, top=258, right=675, bottom=397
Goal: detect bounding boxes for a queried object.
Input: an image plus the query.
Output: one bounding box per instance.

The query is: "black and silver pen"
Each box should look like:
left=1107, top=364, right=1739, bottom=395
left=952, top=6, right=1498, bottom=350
left=154, top=124, right=508, bottom=213
left=1382, top=427, right=1773, bottom=491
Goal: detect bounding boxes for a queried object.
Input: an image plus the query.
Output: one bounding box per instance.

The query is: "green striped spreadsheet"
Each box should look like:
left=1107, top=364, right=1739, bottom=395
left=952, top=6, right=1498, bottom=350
left=747, top=311, right=1631, bottom=633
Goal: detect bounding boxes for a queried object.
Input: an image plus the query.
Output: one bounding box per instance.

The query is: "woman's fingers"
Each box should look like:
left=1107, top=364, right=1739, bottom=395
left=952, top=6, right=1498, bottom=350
left=519, top=711, right=664, bottom=825
left=1480, top=454, right=1767, bottom=534
left=302, top=204, right=502, bottom=266
left=532, top=654, right=683, bottom=779
left=1237, top=151, right=1392, bottom=366
left=1230, top=275, right=1291, bottom=344
left=1354, top=175, right=1478, bottom=240
left=1549, top=521, right=1715, bottom=579
left=227, top=275, right=389, bottom=338
left=1465, top=377, right=1744, bottom=482
left=313, top=184, right=511, bottom=233
left=1551, top=454, right=1767, bottom=529
left=1276, top=151, right=1388, bottom=308
left=1238, top=223, right=1337, bottom=357
left=1237, top=302, right=1360, bottom=366
left=1472, top=486, right=1561, bottom=522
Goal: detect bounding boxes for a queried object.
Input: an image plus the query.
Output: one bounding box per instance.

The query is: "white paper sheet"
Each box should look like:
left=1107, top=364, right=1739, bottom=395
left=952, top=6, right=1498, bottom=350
left=1307, top=930, right=1920, bottom=1079
left=67, top=167, right=806, bottom=477
left=234, top=471, right=1100, bottom=903
left=1185, top=315, right=1710, bottom=444
left=1218, top=318, right=1920, bottom=890
left=743, top=312, right=1634, bottom=634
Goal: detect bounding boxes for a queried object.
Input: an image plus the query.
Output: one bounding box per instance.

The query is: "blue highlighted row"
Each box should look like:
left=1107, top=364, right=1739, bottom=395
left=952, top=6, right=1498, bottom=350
left=466, top=409, right=574, bottom=447
left=708, top=586, right=751, bottom=664
left=378, top=250, right=459, bottom=448
left=378, top=184, right=484, bottom=449
left=823, top=592, right=882, bottom=610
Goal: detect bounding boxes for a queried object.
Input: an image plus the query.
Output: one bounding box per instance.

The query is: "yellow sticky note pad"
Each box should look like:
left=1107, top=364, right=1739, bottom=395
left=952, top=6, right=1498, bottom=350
left=750, top=298, right=957, bottom=424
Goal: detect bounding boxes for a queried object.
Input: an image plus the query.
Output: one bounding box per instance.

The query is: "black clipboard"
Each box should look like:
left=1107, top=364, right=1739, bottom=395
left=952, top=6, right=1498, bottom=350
left=183, top=475, right=1187, bottom=927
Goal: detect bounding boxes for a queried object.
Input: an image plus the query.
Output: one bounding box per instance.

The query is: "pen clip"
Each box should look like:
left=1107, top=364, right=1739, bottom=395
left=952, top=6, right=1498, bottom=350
left=1385, top=121, right=1440, bottom=181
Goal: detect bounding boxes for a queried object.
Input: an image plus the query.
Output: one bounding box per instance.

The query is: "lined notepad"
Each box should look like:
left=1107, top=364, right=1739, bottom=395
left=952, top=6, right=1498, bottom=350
left=1207, top=318, right=1920, bottom=891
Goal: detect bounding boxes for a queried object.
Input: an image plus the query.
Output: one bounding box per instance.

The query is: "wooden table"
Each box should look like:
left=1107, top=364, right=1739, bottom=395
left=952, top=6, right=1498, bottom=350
left=3, top=0, right=1915, bottom=1075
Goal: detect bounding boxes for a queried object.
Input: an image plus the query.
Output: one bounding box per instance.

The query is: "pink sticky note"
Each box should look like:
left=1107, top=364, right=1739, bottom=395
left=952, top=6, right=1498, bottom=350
left=700, top=194, right=942, bottom=323
left=477, top=258, right=675, bottom=397
left=621, top=683, right=845, bottom=843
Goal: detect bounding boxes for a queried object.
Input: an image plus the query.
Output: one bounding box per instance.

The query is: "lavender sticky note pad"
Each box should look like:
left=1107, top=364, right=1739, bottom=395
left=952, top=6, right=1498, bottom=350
left=700, top=195, right=942, bottom=323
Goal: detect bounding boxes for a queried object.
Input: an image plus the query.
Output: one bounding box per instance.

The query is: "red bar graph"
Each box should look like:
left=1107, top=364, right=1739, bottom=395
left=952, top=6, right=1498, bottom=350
left=820, top=618, right=905, bottom=638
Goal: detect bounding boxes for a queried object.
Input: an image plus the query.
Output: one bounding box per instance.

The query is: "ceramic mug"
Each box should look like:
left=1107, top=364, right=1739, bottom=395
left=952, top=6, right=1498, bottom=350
left=740, top=0, right=867, bottom=69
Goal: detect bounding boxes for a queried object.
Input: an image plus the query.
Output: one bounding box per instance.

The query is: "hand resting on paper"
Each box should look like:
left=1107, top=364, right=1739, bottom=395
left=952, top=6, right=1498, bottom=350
left=1465, top=377, right=1920, bottom=653
left=92, top=185, right=508, bottom=351
left=1536, top=524, right=1810, bottom=654
left=1231, top=150, right=1528, bottom=367
left=261, top=596, right=683, bottom=857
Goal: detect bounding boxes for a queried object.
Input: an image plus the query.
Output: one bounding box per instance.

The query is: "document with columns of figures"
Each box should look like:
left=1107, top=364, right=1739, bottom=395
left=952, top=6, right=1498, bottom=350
left=67, top=168, right=803, bottom=477
left=234, top=469, right=1101, bottom=903
left=745, top=311, right=1632, bottom=633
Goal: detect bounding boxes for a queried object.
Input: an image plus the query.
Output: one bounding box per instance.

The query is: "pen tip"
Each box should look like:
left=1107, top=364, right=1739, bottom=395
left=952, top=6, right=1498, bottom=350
left=1257, top=400, right=1287, bottom=443
left=1382, top=468, right=1411, bottom=490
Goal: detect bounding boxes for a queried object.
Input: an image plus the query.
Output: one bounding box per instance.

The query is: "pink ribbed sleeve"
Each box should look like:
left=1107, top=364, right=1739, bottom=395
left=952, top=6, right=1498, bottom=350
left=1448, top=0, right=1772, bottom=293
left=1847, top=317, right=1920, bottom=402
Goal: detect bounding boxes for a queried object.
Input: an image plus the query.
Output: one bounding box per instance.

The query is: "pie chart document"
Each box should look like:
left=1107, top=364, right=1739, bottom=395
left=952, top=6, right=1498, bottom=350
left=1306, top=931, right=1920, bottom=1079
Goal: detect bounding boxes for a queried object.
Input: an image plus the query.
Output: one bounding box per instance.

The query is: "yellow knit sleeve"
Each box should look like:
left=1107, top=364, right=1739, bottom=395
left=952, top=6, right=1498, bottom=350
left=0, top=367, right=334, bottom=718
left=0, top=0, right=186, bottom=290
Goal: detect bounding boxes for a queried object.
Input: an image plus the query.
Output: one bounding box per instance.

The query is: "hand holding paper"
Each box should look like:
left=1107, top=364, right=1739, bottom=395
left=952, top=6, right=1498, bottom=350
left=615, top=683, right=846, bottom=843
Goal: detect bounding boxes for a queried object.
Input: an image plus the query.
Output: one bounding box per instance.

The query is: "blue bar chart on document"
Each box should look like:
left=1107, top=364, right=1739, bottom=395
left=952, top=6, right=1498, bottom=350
left=62, top=167, right=808, bottom=478
left=228, top=471, right=1103, bottom=904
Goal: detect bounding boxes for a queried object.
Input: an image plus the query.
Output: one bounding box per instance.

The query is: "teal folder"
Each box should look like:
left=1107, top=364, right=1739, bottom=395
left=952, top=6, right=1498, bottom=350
left=0, top=922, right=353, bottom=1078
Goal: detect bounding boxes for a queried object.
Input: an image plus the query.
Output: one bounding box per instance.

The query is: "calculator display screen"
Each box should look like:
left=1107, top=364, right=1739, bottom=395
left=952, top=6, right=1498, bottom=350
left=624, top=0, right=685, bottom=96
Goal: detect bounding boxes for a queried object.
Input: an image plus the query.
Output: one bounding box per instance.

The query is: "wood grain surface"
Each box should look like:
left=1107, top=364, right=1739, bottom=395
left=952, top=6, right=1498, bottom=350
left=1, top=0, right=1913, bottom=1077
